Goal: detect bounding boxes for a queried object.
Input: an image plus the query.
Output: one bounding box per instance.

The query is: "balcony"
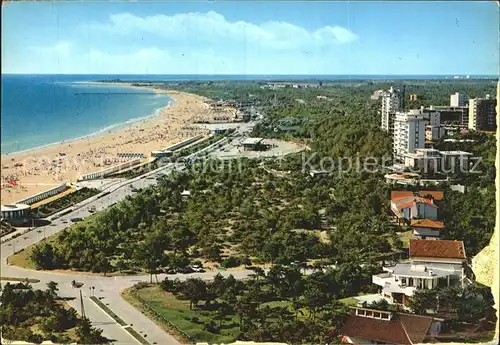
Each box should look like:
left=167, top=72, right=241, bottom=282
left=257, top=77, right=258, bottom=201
left=372, top=273, right=417, bottom=296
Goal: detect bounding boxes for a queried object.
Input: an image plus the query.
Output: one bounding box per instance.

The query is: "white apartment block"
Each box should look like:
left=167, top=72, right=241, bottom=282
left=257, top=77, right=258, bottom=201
left=468, top=97, right=497, bottom=131
left=450, top=92, right=466, bottom=107
left=381, top=87, right=402, bottom=133
left=393, top=110, right=426, bottom=163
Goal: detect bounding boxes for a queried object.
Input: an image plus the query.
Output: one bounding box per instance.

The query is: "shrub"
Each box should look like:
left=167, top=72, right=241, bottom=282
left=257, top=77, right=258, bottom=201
left=222, top=256, right=240, bottom=268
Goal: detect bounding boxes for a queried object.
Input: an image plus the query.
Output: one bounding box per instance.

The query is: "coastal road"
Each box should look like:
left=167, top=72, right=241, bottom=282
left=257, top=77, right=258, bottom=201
left=1, top=125, right=259, bottom=345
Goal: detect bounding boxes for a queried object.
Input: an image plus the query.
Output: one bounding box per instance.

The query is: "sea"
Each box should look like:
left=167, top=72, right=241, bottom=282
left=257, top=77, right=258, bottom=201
left=1, top=75, right=174, bottom=155
left=1, top=74, right=497, bottom=154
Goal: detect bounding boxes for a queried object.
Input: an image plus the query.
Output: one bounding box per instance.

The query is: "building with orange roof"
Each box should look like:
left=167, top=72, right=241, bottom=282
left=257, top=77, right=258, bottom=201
left=340, top=306, right=442, bottom=345
left=372, top=239, right=468, bottom=308
left=417, top=190, right=443, bottom=201
left=391, top=195, right=438, bottom=223
left=411, top=218, right=445, bottom=240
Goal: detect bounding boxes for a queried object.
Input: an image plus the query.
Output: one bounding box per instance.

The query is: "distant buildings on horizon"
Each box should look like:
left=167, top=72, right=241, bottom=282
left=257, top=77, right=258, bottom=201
left=379, top=87, right=497, bottom=165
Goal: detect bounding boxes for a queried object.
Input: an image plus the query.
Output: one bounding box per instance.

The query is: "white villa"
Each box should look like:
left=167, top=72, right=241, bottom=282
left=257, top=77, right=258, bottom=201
left=372, top=239, right=467, bottom=308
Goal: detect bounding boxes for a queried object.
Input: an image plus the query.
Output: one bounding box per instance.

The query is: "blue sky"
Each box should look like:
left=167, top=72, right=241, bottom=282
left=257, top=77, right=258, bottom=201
left=2, top=1, right=498, bottom=75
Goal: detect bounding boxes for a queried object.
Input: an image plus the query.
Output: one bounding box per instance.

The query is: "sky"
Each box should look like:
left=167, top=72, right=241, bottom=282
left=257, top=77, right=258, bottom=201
left=1, top=1, right=498, bottom=75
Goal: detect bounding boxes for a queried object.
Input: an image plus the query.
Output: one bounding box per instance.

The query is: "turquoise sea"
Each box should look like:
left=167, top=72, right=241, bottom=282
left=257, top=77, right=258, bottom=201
left=1, top=75, right=173, bottom=154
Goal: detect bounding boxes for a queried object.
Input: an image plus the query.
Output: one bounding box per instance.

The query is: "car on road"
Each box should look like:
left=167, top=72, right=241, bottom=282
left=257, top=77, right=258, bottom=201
left=191, top=263, right=205, bottom=272
left=164, top=268, right=177, bottom=274
left=70, top=217, right=83, bottom=223
left=177, top=266, right=194, bottom=274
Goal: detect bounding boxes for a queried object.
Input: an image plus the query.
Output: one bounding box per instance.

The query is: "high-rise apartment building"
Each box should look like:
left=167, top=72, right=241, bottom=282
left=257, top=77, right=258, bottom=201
left=468, top=97, right=497, bottom=131
left=393, top=109, right=427, bottom=162
left=381, top=87, right=402, bottom=133
left=450, top=92, right=466, bottom=107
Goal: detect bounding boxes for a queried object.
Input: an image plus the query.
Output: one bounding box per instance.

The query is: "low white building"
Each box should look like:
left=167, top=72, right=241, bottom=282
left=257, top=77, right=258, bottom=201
left=404, top=148, right=473, bottom=174
left=1, top=203, right=30, bottom=226
left=372, top=239, right=466, bottom=308
left=404, top=148, right=441, bottom=174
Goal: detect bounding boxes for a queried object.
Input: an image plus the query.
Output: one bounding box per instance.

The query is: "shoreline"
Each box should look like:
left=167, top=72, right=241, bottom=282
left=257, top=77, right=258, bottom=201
left=1, top=84, right=213, bottom=205
left=2, top=82, right=174, bottom=157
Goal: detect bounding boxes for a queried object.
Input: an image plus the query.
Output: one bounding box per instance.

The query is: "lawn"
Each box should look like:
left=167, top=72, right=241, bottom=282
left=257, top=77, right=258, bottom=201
left=8, top=242, right=38, bottom=269
left=124, top=285, right=240, bottom=344
left=0, top=276, right=40, bottom=283
left=339, top=296, right=360, bottom=306
left=339, top=292, right=368, bottom=306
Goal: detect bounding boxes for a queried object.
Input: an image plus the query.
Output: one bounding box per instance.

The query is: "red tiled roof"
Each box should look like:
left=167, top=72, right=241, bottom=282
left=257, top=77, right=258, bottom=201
left=410, top=239, right=466, bottom=259
left=418, top=191, right=444, bottom=201
left=411, top=219, right=445, bottom=229
left=394, top=196, right=438, bottom=210
left=340, top=310, right=433, bottom=345
left=391, top=191, right=414, bottom=201
left=391, top=190, right=443, bottom=202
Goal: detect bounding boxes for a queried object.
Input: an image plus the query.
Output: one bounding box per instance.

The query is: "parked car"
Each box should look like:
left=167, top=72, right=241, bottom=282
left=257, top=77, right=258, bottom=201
left=70, top=217, right=83, bottom=223
left=164, top=268, right=177, bottom=274
left=191, top=263, right=205, bottom=272
left=178, top=266, right=194, bottom=274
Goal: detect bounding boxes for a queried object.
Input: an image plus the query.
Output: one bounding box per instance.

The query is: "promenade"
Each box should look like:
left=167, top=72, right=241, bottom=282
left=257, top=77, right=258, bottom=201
left=1, top=121, right=258, bottom=344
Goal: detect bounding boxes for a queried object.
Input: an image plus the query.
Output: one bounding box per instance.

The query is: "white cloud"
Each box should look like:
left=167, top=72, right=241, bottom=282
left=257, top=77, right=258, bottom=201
left=21, top=43, right=240, bottom=74
left=10, top=12, right=359, bottom=74
left=95, top=11, right=358, bottom=49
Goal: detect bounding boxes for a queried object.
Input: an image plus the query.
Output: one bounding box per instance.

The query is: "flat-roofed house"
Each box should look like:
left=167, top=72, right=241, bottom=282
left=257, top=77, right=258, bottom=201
left=340, top=306, right=442, bottom=345
left=372, top=239, right=466, bottom=307
left=241, top=137, right=270, bottom=151
left=439, top=150, right=473, bottom=173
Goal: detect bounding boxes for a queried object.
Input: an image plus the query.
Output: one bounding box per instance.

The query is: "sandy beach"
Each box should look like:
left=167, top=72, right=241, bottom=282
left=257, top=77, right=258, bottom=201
left=1, top=85, right=216, bottom=205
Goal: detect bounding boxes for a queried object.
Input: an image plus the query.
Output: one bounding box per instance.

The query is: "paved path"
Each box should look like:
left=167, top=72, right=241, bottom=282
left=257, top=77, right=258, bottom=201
left=1, top=122, right=259, bottom=345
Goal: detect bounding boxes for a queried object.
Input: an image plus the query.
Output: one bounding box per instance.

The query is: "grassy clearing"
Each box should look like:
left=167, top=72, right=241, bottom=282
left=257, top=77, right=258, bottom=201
left=339, top=296, right=360, bottom=306
left=123, top=285, right=239, bottom=344
left=90, top=296, right=127, bottom=326
left=8, top=245, right=36, bottom=269
left=7, top=234, right=60, bottom=269
left=122, top=286, right=192, bottom=345
left=339, top=292, right=370, bottom=306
